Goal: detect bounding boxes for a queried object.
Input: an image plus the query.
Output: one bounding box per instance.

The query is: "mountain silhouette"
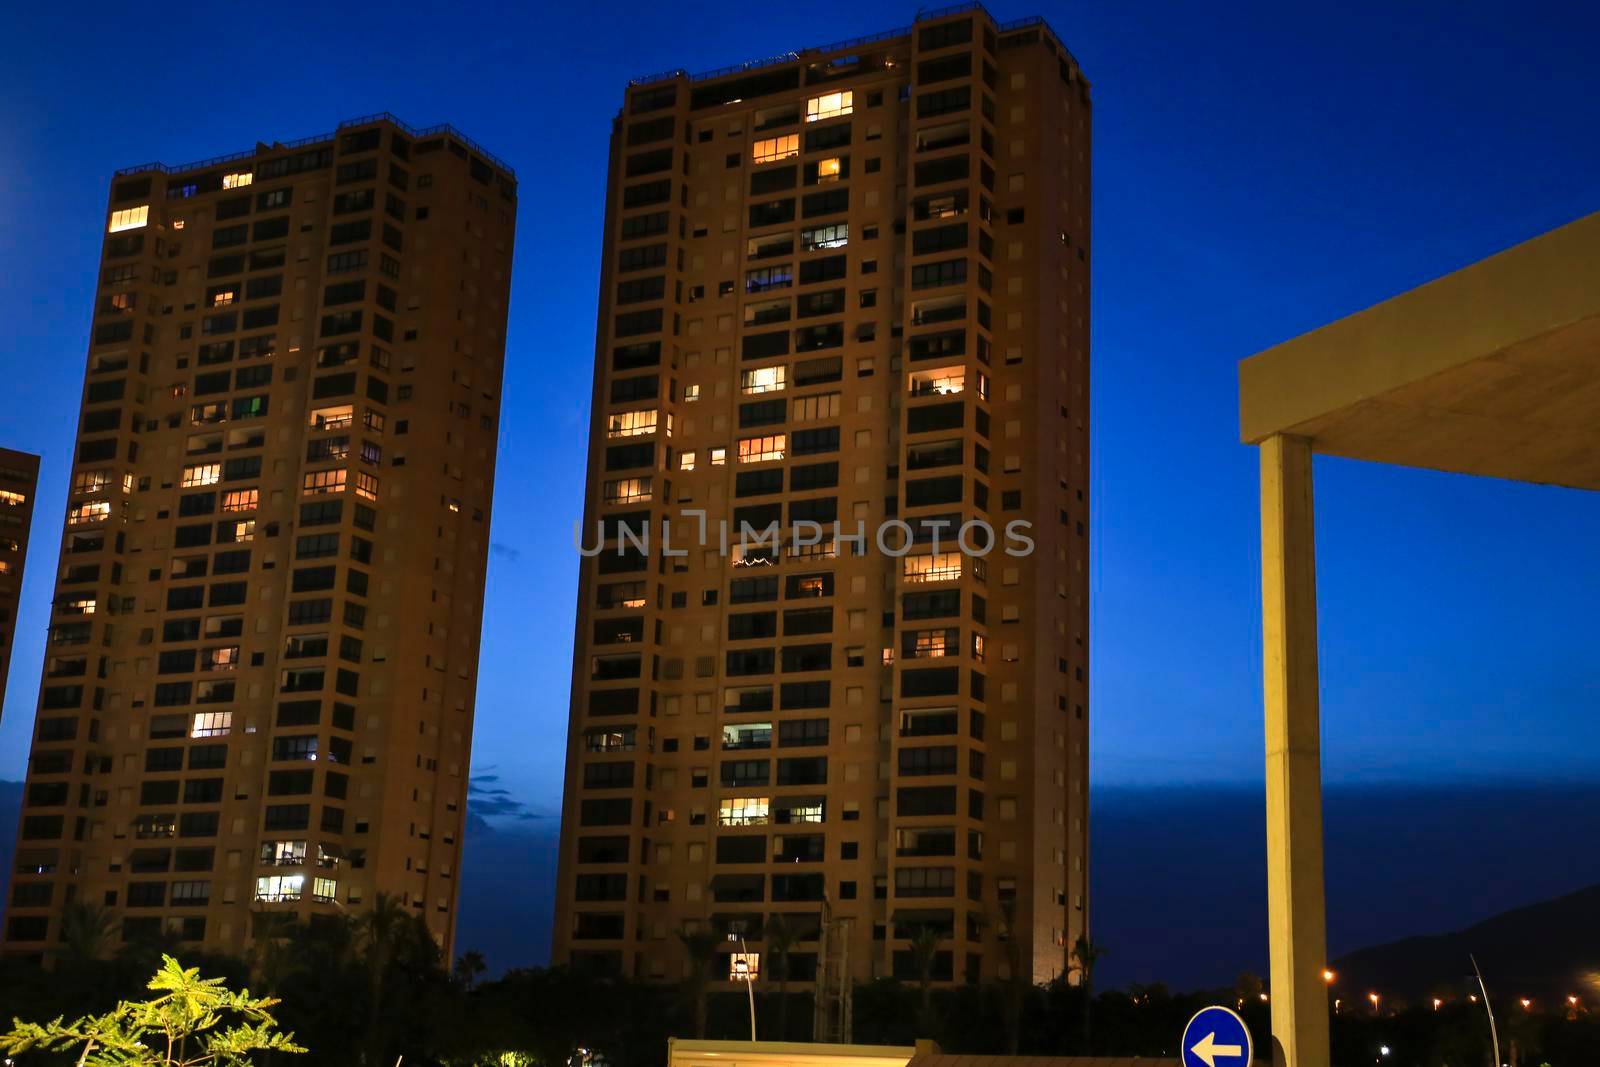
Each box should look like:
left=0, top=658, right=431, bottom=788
left=1332, top=882, right=1600, bottom=1005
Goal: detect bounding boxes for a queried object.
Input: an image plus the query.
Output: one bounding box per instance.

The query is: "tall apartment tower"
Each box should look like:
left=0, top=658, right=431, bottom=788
left=2, top=116, right=516, bottom=960
left=0, top=449, right=42, bottom=725
left=554, top=6, right=1091, bottom=1003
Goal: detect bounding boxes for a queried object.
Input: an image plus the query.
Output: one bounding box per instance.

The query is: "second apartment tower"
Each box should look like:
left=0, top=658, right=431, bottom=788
left=3, top=116, right=516, bottom=959
left=554, top=6, right=1092, bottom=999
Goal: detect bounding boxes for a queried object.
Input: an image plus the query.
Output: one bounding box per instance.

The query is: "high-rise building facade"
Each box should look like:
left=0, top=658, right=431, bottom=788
left=0, top=448, right=42, bottom=725
left=553, top=5, right=1091, bottom=1001
left=2, top=116, right=516, bottom=960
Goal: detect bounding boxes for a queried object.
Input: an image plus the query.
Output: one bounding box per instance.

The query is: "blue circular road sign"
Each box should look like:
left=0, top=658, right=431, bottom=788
left=1181, top=1005, right=1254, bottom=1067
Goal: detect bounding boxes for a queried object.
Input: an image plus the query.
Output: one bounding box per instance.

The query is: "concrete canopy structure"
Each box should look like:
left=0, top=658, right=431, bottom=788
left=1239, top=209, right=1600, bottom=1067
left=1241, top=209, right=1600, bottom=489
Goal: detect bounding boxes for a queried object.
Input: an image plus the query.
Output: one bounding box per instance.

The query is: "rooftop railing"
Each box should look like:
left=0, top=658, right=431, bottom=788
left=628, top=2, right=1081, bottom=88
left=115, top=114, right=514, bottom=179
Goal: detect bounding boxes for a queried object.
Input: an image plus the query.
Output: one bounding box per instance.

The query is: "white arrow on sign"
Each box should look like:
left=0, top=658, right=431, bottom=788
left=1189, top=1031, right=1244, bottom=1067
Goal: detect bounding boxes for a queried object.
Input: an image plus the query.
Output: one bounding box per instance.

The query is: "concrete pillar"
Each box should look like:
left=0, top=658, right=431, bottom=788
left=1259, top=434, right=1330, bottom=1067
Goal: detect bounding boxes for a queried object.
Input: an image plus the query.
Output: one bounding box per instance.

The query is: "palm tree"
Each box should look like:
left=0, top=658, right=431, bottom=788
left=1068, top=935, right=1105, bottom=1056
left=908, top=925, right=945, bottom=1033
left=764, top=914, right=800, bottom=1040
left=358, top=892, right=411, bottom=1063
left=678, top=927, right=722, bottom=1039
left=453, top=949, right=487, bottom=991
left=995, top=900, right=1025, bottom=1054
left=55, top=899, right=118, bottom=965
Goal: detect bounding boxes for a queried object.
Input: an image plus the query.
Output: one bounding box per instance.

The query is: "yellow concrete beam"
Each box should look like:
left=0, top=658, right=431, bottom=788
left=1239, top=210, right=1600, bottom=482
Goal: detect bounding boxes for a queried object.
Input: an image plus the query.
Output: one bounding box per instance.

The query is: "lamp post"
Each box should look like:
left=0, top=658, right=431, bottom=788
left=1470, top=954, right=1501, bottom=1067
left=729, top=935, right=759, bottom=1042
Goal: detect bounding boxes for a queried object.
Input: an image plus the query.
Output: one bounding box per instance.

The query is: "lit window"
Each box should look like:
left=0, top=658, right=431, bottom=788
left=903, top=552, right=963, bottom=583
left=61, top=597, right=96, bottom=615
left=684, top=384, right=701, bottom=403
left=309, top=404, right=355, bottom=431
left=260, top=839, right=305, bottom=865
left=302, top=469, right=347, bottom=496
left=740, top=366, right=786, bottom=394
left=67, top=501, right=111, bottom=525
left=816, top=157, right=843, bottom=183
left=971, top=633, right=986, bottom=662
left=680, top=451, right=697, bottom=471
left=711, top=447, right=727, bottom=466
left=70, top=471, right=109, bottom=496
left=909, top=368, right=965, bottom=396
left=181, top=463, right=221, bottom=488
left=192, top=711, right=233, bottom=738
left=806, top=91, right=853, bottom=122
left=222, top=172, right=254, bottom=189
left=751, top=134, right=799, bottom=164
left=221, top=489, right=258, bottom=513
left=0, top=488, right=27, bottom=506
left=784, top=800, right=824, bottom=823
left=312, top=877, right=338, bottom=903
left=108, top=206, right=149, bottom=232
left=222, top=520, right=255, bottom=543
left=607, top=409, right=658, bottom=438
left=737, top=434, right=786, bottom=463
left=603, top=477, right=652, bottom=504
left=204, top=647, right=240, bottom=671
left=718, top=797, right=770, bottom=826
left=354, top=472, right=379, bottom=501
left=190, top=402, right=227, bottom=425
left=211, top=289, right=236, bottom=307
left=254, top=874, right=304, bottom=902
left=172, top=220, right=185, bottom=230
left=800, top=223, right=848, bottom=251
left=586, top=727, right=636, bottom=752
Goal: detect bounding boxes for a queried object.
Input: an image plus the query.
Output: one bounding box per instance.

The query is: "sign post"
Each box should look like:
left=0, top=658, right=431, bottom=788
left=1181, top=1006, right=1254, bottom=1067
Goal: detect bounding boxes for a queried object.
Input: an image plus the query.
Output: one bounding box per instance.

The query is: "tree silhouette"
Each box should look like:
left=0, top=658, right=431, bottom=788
left=764, top=914, right=800, bottom=1040
left=1068, top=935, right=1105, bottom=1055
left=908, top=925, right=945, bottom=1033
left=678, top=927, right=722, bottom=1038
left=454, top=949, right=488, bottom=991
left=56, top=899, right=120, bottom=965
left=357, top=892, right=410, bottom=1064
left=995, top=900, right=1026, bottom=1054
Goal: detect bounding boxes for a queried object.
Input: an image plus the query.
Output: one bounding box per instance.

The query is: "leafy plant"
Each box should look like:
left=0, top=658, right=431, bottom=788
left=0, top=954, right=306, bottom=1066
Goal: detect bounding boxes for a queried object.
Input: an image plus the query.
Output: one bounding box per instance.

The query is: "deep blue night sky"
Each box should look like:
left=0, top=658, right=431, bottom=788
left=3, top=0, right=1600, bottom=988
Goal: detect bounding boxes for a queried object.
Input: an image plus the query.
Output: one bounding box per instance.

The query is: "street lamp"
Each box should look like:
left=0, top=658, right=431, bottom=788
left=1323, top=969, right=1336, bottom=984
left=1433, top=998, right=1443, bottom=1011
left=728, top=934, right=759, bottom=1042
left=1368, top=992, right=1380, bottom=1012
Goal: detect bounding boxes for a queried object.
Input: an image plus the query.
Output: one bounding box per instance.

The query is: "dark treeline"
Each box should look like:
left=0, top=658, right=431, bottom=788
left=4, top=908, right=1599, bottom=1067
